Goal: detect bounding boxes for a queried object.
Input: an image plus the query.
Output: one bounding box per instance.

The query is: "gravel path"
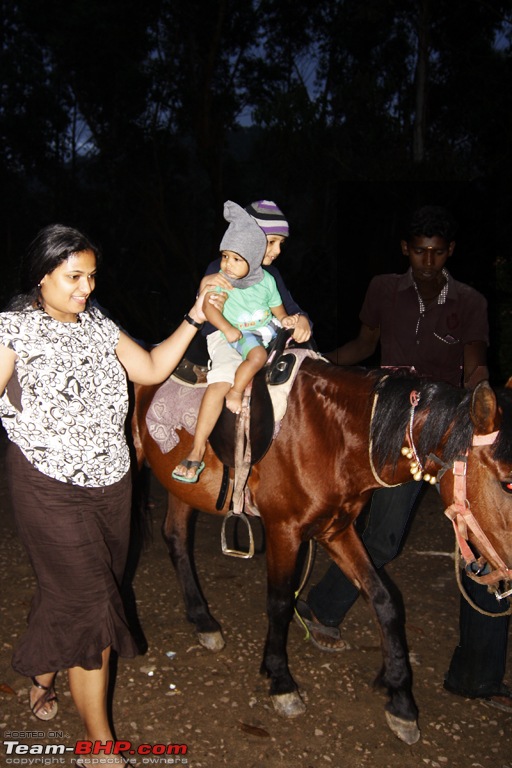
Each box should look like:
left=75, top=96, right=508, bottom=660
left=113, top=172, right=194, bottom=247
left=0, top=438, right=510, bottom=768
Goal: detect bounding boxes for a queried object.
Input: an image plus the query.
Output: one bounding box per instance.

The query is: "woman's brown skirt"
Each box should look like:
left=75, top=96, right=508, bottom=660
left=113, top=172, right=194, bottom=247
left=7, top=443, right=138, bottom=677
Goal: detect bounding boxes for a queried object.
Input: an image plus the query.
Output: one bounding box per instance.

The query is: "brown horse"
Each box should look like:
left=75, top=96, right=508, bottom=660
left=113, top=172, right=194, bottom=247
left=132, top=359, right=512, bottom=745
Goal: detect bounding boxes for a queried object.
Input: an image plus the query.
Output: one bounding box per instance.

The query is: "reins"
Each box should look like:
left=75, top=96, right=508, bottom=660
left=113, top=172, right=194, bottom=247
left=368, top=382, right=402, bottom=488
left=453, top=546, right=512, bottom=617
left=368, top=386, right=438, bottom=487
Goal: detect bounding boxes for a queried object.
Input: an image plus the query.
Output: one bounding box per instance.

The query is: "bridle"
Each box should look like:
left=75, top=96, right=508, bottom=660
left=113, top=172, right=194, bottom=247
left=369, top=387, right=512, bottom=606
left=440, top=431, right=512, bottom=602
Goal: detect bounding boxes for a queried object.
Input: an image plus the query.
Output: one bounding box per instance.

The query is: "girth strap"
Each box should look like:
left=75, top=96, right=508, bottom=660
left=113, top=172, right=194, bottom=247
left=215, top=464, right=231, bottom=511
left=232, top=391, right=252, bottom=514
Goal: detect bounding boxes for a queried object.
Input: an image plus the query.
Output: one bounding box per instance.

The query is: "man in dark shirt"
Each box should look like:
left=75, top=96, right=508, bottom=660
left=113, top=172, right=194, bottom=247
left=297, top=205, right=511, bottom=711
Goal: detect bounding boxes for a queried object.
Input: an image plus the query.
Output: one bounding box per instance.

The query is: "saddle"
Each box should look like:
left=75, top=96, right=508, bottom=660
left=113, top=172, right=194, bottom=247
left=209, top=366, right=273, bottom=468
left=147, top=331, right=320, bottom=557
left=209, top=329, right=317, bottom=468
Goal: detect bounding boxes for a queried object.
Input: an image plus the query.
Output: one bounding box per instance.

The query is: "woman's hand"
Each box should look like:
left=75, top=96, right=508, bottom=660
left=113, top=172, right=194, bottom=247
left=199, top=272, right=233, bottom=294
left=188, top=284, right=227, bottom=324
left=208, top=291, right=228, bottom=312
left=193, top=272, right=232, bottom=318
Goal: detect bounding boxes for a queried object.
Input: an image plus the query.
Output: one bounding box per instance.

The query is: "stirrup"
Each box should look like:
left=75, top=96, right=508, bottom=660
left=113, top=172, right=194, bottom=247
left=221, top=509, right=255, bottom=559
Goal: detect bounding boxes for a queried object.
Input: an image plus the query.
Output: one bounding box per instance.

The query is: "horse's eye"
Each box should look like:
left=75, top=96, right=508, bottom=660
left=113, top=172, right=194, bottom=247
left=501, top=481, right=512, bottom=493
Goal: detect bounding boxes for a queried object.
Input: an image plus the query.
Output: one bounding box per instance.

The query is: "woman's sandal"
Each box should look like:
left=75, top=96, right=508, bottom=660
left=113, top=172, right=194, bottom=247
left=30, top=675, right=58, bottom=721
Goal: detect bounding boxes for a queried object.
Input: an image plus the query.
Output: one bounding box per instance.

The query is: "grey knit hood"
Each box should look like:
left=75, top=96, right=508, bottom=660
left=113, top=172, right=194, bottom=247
left=219, top=200, right=267, bottom=288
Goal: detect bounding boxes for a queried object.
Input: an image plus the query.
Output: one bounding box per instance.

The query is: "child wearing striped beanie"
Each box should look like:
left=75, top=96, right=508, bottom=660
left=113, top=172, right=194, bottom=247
left=244, top=200, right=290, bottom=238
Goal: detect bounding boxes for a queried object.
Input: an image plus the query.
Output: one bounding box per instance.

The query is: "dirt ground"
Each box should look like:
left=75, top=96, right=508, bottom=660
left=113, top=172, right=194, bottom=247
left=0, top=433, right=511, bottom=768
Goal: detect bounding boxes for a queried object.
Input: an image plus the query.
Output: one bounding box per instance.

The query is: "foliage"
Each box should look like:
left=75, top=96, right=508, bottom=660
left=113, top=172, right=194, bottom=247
left=0, top=0, right=511, bottom=371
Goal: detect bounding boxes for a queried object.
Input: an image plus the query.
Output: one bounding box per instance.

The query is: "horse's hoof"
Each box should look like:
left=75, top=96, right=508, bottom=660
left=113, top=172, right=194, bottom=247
left=197, top=631, right=225, bottom=652
left=385, top=711, right=420, bottom=745
left=272, top=691, right=306, bottom=718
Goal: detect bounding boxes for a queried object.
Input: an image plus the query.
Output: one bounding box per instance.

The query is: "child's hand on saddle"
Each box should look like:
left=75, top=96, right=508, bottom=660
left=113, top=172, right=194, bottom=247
left=282, top=314, right=299, bottom=329
left=225, top=326, right=242, bottom=344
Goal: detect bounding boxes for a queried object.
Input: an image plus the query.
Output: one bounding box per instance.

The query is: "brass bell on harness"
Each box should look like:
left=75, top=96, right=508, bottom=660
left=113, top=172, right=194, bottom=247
left=402, top=446, right=437, bottom=484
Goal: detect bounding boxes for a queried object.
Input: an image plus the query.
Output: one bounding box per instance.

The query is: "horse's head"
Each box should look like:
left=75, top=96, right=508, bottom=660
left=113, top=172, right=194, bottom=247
left=440, top=379, right=512, bottom=596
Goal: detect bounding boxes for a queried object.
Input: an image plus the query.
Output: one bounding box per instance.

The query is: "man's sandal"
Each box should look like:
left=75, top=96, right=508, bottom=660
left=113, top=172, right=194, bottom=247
left=294, top=599, right=351, bottom=652
left=444, top=680, right=512, bottom=712
left=483, top=689, right=512, bottom=712
left=30, top=676, right=58, bottom=721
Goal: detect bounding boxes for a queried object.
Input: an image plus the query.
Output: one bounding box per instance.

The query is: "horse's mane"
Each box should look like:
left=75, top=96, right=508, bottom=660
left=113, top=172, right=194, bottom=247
left=370, top=372, right=473, bottom=471
left=304, top=359, right=512, bottom=469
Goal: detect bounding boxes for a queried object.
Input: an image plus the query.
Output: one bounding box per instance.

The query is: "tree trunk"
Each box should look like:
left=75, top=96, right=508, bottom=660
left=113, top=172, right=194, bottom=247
left=413, top=0, right=430, bottom=164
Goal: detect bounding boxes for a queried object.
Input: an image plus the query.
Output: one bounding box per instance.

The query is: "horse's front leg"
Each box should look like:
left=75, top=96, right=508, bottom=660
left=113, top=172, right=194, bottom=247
left=323, top=525, right=420, bottom=745
left=261, top=524, right=306, bottom=717
left=162, top=493, right=225, bottom=651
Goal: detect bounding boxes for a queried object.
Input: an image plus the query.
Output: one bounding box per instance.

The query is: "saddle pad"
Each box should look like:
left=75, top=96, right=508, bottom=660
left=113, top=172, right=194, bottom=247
left=270, top=349, right=323, bottom=432
left=146, top=374, right=206, bottom=453
left=146, top=350, right=324, bottom=454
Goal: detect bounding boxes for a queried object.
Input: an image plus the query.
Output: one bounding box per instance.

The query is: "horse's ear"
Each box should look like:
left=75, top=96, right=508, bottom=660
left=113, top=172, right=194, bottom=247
left=470, top=380, right=499, bottom=434
left=506, top=376, right=512, bottom=390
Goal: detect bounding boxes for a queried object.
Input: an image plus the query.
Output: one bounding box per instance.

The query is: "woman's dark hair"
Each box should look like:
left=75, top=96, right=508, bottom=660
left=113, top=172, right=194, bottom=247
left=9, top=224, right=100, bottom=310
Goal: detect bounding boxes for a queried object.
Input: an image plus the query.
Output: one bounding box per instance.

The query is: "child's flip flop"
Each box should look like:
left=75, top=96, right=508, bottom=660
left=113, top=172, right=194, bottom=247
left=172, top=460, right=205, bottom=484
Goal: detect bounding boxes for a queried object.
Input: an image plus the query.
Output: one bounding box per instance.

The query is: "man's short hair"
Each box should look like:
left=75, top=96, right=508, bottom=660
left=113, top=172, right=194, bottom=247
left=406, top=205, right=458, bottom=242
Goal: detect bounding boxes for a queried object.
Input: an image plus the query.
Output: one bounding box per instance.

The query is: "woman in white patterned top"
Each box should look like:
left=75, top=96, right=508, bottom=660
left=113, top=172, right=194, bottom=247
left=0, top=224, right=217, bottom=767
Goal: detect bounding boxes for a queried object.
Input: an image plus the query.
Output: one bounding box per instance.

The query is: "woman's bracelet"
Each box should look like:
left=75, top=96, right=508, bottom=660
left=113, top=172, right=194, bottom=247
left=183, top=313, right=204, bottom=330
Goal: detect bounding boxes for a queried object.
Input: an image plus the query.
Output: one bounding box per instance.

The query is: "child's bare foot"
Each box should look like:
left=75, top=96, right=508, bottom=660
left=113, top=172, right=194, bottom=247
left=225, top=388, right=243, bottom=414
